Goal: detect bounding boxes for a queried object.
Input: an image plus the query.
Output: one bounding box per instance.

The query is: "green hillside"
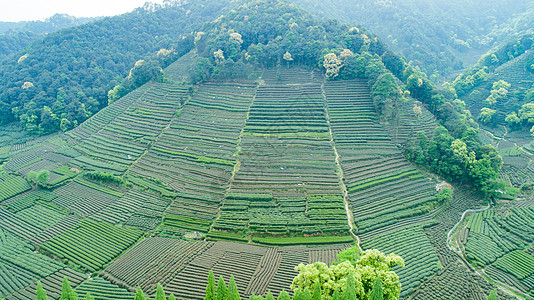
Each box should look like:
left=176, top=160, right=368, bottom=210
left=292, top=0, right=533, bottom=81
left=0, top=0, right=529, bottom=299
left=0, top=14, right=98, bottom=61
left=0, top=0, right=244, bottom=134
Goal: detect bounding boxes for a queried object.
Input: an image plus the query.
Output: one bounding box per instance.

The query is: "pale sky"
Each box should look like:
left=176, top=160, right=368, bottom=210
left=0, top=0, right=165, bottom=22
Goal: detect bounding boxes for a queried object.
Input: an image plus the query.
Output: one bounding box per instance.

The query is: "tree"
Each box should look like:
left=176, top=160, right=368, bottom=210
left=59, top=277, right=78, bottom=300
left=168, top=294, right=176, bottom=300
left=369, top=277, right=384, bottom=300
left=293, top=289, right=303, bottom=300
left=505, top=112, right=521, bottom=130
left=291, top=248, right=404, bottom=299
left=28, top=170, right=38, bottom=181
left=436, top=187, right=453, bottom=204
left=205, top=270, right=216, bottom=300
left=227, top=275, right=241, bottom=300
left=278, top=290, right=291, bottom=300
left=413, top=104, right=422, bottom=119
left=487, top=289, right=498, bottom=300
left=265, top=291, right=275, bottom=300
left=371, top=72, right=399, bottom=119
left=155, top=283, right=166, bottom=300
left=60, top=117, right=72, bottom=131
left=36, top=169, right=50, bottom=183
left=301, top=288, right=312, bottom=300
left=341, top=273, right=357, bottom=300
left=312, top=281, right=321, bottom=300
left=483, top=81, right=510, bottom=107
left=518, top=102, right=534, bottom=124
left=332, top=289, right=340, bottom=300
left=323, top=53, right=343, bottom=80
left=216, top=276, right=227, bottom=300
left=335, top=246, right=360, bottom=265
left=84, top=293, right=94, bottom=300
left=283, top=51, right=293, bottom=67
left=36, top=281, right=48, bottom=300
left=134, top=286, right=146, bottom=300
left=479, top=108, right=496, bottom=125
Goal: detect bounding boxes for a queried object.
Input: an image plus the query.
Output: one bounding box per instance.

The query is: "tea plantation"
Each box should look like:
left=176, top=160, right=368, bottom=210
left=0, top=66, right=517, bottom=299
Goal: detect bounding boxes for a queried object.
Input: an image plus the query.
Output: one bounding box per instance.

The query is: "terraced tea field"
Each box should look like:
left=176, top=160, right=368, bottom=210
left=0, top=67, right=506, bottom=299
left=362, top=225, right=440, bottom=298
left=216, top=71, right=348, bottom=240
left=324, top=80, right=439, bottom=235
left=100, top=237, right=349, bottom=298
left=71, top=83, right=189, bottom=168
left=0, top=228, right=65, bottom=298
left=130, top=82, right=257, bottom=235
left=457, top=207, right=534, bottom=296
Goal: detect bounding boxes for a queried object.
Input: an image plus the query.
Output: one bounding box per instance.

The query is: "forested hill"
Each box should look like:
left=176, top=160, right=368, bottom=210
left=449, top=34, right=534, bottom=141
left=0, top=31, right=40, bottom=62
left=0, top=0, right=243, bottom=134
left=292, top=0, right=532, bottom=81
left=0, top=14, right=98, bottom=61
left=0, top=14, right=97, bottom=34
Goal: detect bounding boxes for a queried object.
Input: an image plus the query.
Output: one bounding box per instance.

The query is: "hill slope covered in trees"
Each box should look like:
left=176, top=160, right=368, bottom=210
left=0, top=0, right=244, bottom=134
left=292, top=0, right=533, bottom=81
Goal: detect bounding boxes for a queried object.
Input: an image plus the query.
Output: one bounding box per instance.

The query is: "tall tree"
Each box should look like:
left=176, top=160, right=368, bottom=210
left=277, top=290, right=291, bottom=300
left=134, top=286, right=146, bottom=300
left=216, top=276, right=227, bottom=300
left=84, top=293, right=94, bottom=300
left=59, top=277, right=78, bottom=300
left=301, top=288, right=312, bottom=300
left=341, top=273, right=357, bottom=300
left=332, top=289, right=340, bottom=300
left=36, top=281, right=48, bottom=300
left=205, top=270, right=216, bottom=300
left=155, top=283, right=166, bottom=300
left=293, top=289, right=303, bottom=300
left=227, top=275, right=241, bottom=300
left=369, top=277, right=383, bottom=300
left=487, top=289, right=498, bottom=300
left=265, top=291, right=275, bottom=300
left=311, top=281, right=321, bottom=300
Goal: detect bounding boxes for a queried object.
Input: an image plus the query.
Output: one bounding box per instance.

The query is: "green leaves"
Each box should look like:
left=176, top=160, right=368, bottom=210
left=227, top=275, right=241, bottom=300
left=36, top=281, right=49, bottom=300
left=291, top=248, right=404, bottom=299
left=216, top=276, right=228, bottom=300
left=134, top=286, right=146, bottom=300
left=205, top=270, right=216, bottom=300
left=369, top=277, right=384, bottom=300
left=59, top=277, right=78, bottom=300
left=156, top=283, right=166, bottom=300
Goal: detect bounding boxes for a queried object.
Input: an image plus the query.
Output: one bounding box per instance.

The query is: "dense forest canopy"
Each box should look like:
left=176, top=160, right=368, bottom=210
left=452, top=34, right=534, bottom=131
left=0, top=14, right=97, bottom=34
left=0, top=14, right=98, bottom=61
left=292, top=0, right=533, bottom=81
left=0, top=31, right=41, bottom=61
left=0, top=0, right=243, bottom=134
